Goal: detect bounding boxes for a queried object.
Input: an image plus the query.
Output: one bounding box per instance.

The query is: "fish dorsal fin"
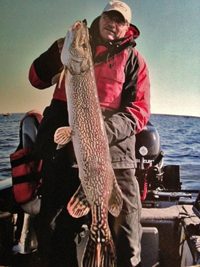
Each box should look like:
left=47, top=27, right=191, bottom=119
left=67, top=185, right=90, bottom=218
left=108, top=175, right=123, bottom=217
left=54, top=126, right=73, bottom=146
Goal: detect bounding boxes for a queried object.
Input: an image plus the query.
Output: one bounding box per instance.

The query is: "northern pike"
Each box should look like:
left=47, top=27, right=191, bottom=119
left=54, top=20, right=123, bottom=267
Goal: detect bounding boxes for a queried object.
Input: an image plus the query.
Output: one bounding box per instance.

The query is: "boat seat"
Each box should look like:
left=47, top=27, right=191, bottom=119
left=141, top=205, right=183, bottom=221
left=141, top=205, right=184, bottom=267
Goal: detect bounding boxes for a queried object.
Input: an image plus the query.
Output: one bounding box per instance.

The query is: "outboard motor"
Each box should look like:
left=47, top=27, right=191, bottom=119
left=136, top=121, right=162, bottom=169
left=136, top=121, right=181, bottom=201
left=135, top=121, right=164, bottom=199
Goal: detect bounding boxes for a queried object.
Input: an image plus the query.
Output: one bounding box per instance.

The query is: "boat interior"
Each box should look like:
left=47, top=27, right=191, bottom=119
left=0, top=112, right=200, bottom=267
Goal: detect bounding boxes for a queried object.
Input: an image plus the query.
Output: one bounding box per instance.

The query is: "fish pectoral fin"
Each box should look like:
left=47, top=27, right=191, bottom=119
left=54, top=126, right=73, bottom=146
left=67, top=185, right=90, bottom=218
left=57, top=67, right=66, bottom=88
left=51, top=73, right=61, bottom=86
left=108, top=177, right=123, bottom=217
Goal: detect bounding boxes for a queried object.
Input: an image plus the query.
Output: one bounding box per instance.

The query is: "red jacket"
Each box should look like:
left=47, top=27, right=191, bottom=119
left=29, top=17, right=150, bottom=168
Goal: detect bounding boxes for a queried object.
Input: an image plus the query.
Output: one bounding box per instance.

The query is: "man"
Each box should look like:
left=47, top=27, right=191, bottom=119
left=29, top=1, right=150, bottom=267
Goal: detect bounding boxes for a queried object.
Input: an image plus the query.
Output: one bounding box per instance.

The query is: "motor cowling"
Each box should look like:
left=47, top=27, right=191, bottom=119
left=135, top=121, right=161, bottom=170
left=135, top=121, right=165, bottom=199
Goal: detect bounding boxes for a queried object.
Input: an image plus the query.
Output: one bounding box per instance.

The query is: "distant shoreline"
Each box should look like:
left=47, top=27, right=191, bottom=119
left=1, top=112, right=200, bottom=119
left=151, top=113, right=200, bottom=119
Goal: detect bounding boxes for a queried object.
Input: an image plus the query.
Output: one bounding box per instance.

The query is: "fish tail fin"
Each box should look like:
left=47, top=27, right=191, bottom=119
left=82, top=234, right=116, bottom=267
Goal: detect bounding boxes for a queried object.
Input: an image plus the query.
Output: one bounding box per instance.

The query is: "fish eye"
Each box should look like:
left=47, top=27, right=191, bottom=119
left=79, top=41, right=87, bottom=50
left=82, top=43, right=87, bottom=50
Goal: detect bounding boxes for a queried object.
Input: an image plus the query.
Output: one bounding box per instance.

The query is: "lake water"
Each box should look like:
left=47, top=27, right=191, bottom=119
left=0, top=113, right=200, bottom=190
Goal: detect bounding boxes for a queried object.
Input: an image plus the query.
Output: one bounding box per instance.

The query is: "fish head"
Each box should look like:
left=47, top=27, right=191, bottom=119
left=61, top=20, right=91, bottom=75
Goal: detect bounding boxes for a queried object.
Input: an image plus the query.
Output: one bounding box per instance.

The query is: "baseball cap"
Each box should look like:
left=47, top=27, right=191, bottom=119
left=103, top=1, right=132, bottom=23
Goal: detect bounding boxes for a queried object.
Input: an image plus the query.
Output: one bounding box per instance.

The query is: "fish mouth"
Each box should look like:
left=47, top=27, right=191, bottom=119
left=82, top=19, right=87, bottom=26
left=73, top=19, right=87, bottom=31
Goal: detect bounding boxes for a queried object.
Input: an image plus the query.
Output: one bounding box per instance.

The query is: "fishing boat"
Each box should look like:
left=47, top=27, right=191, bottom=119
left=0, top=110, right=199, bottom=267
left=2, top=113, right=11, bottom=117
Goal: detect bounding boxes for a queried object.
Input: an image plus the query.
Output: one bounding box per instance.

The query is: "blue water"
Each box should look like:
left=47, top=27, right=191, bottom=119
left=0, top=114, right=23, bottom=181
left=0, top=113, right=200, bottom=190
left=150, top=114, right=200, bottom=190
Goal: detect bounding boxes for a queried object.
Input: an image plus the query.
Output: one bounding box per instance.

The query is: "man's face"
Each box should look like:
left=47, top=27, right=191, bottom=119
left=99, top=11, right=129, bottom=41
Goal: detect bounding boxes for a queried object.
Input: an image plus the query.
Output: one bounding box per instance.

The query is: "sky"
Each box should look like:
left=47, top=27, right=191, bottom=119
left=0, top=0, right=200, bottom=117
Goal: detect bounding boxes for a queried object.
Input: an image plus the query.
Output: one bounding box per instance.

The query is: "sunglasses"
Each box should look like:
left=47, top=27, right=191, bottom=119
left=102, top=13, right=127, bottom=28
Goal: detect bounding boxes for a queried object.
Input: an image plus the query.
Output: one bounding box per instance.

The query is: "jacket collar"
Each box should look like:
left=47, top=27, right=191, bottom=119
left=89, top=16, right=139, bottom=64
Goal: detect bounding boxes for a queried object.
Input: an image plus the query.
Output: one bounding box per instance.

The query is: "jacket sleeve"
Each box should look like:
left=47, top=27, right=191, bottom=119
left=29, top=39, right=64, bottom=89
left=124, top=48, right=151, bottom=134
left=104, top=48, right=150, bottom=145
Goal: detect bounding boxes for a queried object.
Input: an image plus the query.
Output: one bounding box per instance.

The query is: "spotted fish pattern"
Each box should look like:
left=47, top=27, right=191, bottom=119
left=54, top=20, right=123, bottom=267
